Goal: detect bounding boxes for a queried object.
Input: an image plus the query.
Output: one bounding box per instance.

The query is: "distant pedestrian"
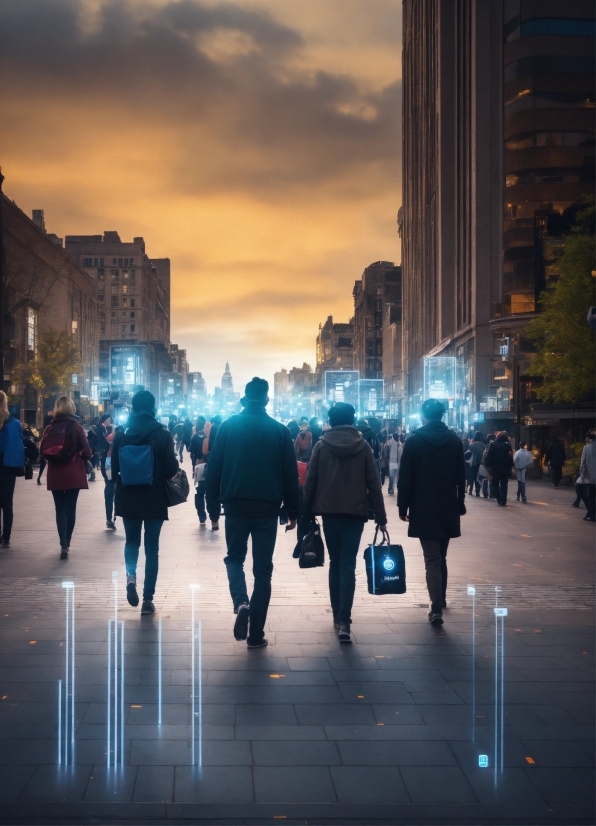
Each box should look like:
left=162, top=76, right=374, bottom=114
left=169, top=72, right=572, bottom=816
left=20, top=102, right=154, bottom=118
left=0, top=391, right=24, bottom=548
left=386, top=433, right=402, bottom=495
left=465, top=432, right=485, bottom=496
left=479, top=434, right=496, bottom=498
left=111, top=390, right=179, bottom=614
left=206, top=378, right=299, bottom=648
left=309, top=417, right=322, bottom=449
left=189, top=416, right=207, bottom=468
left=101, top=430, right=116, bottom=529
left=303, top=402, right=387, bottom=643
left=397, top=399, right=466, bottom=626
left=40, top=395, right=93, bottom=558
left=572, top=435, right=591, bottom=509
left=485, top=432, right=514, bottom=506
left=193, top=459, right=207, bottom=526
left=579, top=432, right=596, bottom=522
left=295, top=418, right=313, bottom=461
left=545, top=436, right=566, bottom=488
left=286, top=420, right=300, bottom=442
left=513, top=441, right=534, bottom=503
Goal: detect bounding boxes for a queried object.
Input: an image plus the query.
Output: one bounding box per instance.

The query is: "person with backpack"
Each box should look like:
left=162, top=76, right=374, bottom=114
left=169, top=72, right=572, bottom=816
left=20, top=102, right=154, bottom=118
left=0, top=391, right=25, bottom=548
left=397, top=399, right=466, bottom=626
left=111, top=390, right=179, bottom=615
left=205, top=378, right=299, bottom=648
left=40, top=395, right=93, bottom=558
left=484, top=431, right=514, bottom=506
left=302, top=402, right=387, bottom=643
left=513, top=441, right=534, bottom=503
left=189, top=416, right=207, bottom=468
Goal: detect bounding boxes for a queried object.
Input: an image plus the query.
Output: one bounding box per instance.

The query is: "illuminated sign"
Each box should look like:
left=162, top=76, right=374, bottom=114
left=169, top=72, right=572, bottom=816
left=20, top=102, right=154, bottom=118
left=324, top=370, right=359, bottom=409
left=423, top=357, right=456, bottom=400
left=359, top=379, right=385, bottom=416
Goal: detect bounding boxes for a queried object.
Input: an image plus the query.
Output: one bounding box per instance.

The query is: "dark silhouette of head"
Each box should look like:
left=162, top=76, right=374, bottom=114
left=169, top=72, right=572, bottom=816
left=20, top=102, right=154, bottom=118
left=329, top=403, right=356, bottom=428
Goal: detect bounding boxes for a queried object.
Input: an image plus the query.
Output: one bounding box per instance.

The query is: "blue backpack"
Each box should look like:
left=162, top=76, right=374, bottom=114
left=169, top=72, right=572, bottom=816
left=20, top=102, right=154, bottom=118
left=118, top=441, right=154, bottom=486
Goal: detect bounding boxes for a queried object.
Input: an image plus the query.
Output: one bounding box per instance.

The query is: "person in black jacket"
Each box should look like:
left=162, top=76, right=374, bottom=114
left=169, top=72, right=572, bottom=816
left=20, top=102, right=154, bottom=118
left=545, top=436, right=566, bottom=488
left=397, top=399, right=466, bottom=626
left=189, top=416, right=207, bottom=468
left=111, top=390, right=179, bottom=615
left=484, top=431, right=514, bottom=506
left=206, top=378, right=299, bottom=649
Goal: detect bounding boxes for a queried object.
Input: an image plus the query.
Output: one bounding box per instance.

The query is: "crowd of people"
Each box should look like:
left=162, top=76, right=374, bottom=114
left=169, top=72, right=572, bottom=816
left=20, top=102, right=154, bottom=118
left=0, top=383, right=593, bottom=640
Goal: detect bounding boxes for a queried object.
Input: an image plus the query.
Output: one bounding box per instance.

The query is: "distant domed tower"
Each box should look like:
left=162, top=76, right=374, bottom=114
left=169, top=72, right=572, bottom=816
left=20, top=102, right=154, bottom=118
left=221, top=361, right=234, bottom=395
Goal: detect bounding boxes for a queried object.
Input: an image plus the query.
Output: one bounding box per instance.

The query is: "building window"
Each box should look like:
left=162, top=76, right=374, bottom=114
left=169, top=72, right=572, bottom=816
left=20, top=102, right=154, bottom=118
left=27, top=307, right=37, bottom=352
left=100, top=324, right=106, bottom=333
left=130, top=298, right=135, bottom=307
left=122, top=270, right=129, bottom=279
left=130, top=325, right=136, bottom=333
left=130, top=270, right=136, bottom=279
left=121, top=311, right=127, bottom=318
left=520, top=18, right=595, bottom=38
left=98, top=269, right=105, bottom=280
left=98, top=294, right=104, bottom=303
left=118, top=258, right=123, bottom=266
left=122, top=284, right=128, bottom=294
left=71, top=320, right=78, bottom=334
left=111, top=311, right=117, bottom=319
left=121, top=325, right=126, bottom=334
left=130, top=312, right=135, bottom=318
left=112, top=258, right=117, bottom=265
left=111, top=269, right=119, bottom=281
left=83, top=257, right=93, bottom=266
left=111, top=296, right=118, bottom=308
left=122, top=297, right=128, bottom=307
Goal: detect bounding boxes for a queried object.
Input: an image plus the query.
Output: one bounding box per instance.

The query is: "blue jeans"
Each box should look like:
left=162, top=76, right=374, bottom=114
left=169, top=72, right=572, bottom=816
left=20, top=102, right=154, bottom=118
left=322, top=516, right=365, bottom=625
left=104, top=480, right=115, bottom=521
left=123, top=519, right=164, bottom=601
left=388, top=467, right=398, bottom=494
left=224, top=516, right=278, bottom=644
left=195, top=481, right=206, bottom=522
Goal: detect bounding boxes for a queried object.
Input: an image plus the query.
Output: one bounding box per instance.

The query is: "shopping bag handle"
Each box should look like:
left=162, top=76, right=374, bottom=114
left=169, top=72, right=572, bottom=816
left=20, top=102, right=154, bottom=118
left=372, top=525, right=391, bottom=547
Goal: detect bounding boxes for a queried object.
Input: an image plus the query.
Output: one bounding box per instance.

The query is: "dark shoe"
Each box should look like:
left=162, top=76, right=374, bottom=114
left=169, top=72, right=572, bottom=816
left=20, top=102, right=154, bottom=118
left=442, top=601, right=447, bottom=609
left=36, top=477, right=41, bottom=485
left=88, top=471, right=96, bottom=482
left=141, top=600, right=155, bottom=615
left=234, top=603, right=250, bottom=641
left=211, top=521, right=219, bottom=531
left=522, top=498, right=527, bottom=503
left=247, top=637, right=268, bottom=649
left=126, top=575, right=139, bottom=607
left=106, top=520, right=116, bottom=530
left=199, top=521, right=206, bottom=527
left=60, top=547, right=68, bottom=559
left=483, top=495, right=488, bottom=499
left=2, top=540, right=9, bottom=548
left=583, top=515, right=595, bottom=522
left=428, top=610, right=443, bottom=626
left=475, top=492, right=480, bottom=497
left=572, top=502, right=580, bottom=508
left=338, top=623, right=351, bottom=643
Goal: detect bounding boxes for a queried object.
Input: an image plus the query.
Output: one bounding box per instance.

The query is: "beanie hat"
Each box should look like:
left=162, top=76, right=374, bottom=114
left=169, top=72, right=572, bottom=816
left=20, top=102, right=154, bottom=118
left=131, top=389, right=156, bottom=414
left=243, top=377, right=269, bottom=404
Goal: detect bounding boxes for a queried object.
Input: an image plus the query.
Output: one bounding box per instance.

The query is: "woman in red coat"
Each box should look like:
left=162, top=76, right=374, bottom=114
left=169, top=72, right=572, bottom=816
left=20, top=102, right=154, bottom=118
left=41, top=396, right=92, bottom=558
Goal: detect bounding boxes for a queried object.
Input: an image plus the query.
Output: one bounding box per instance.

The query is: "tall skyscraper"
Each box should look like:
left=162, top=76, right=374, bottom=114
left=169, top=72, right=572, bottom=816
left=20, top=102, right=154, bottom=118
left=221, top=361, right=234, bottom=395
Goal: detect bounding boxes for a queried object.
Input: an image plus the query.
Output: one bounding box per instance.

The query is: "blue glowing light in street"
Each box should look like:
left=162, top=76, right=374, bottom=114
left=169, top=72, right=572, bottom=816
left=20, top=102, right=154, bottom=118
left=58, top=582, right=75, bottom=766
left=189, top=584, right=202, bottom=767
left=479, top=755, right=488, bottom=768
left=382, top=558, right=395, bottom=571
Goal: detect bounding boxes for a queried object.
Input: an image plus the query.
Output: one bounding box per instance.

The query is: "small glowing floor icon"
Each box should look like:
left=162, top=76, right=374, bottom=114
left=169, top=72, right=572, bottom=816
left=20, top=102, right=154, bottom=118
left=479, top=755, right=488, bottom=768
left=383, top=558, right=395, bottom=571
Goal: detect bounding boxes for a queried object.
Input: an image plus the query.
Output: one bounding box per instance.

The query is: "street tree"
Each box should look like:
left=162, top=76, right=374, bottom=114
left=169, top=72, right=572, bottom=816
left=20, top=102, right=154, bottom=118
left=527, top=198, right=596, bottom=404
left=11, top=330, right=82, bottom=412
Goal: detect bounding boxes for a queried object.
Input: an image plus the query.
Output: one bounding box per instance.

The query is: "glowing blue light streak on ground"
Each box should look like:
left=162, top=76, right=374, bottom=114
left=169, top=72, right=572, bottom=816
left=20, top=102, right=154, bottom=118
left=467, top=585, right=476, bottom=741
left=494, top=588, right=499, bottom=786
left=60, top=582, right=75, bottom=765
left=189, top=584, right=202, bottom=767
left=107, top=619, right=111, bottom=768
left=492, top=588, right=507, bottom=787
left=107, top=572, right=124, bottom=768
left=120, top=620, right=124, bottom=765
left=158, top=618, right=162, bottom=726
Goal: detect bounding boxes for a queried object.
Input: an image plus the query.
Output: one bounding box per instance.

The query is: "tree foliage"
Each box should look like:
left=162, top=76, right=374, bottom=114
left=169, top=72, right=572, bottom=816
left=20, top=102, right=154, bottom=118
left=12, top=330, right=82, bottom=399
left=527, top=199, right=596, bottom=404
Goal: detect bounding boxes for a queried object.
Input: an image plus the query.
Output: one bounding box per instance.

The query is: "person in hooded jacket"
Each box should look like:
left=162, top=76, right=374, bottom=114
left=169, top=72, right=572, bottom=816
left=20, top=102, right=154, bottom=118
left=0, top=391, right=24, bottom=548
left=513, top=441, right=534, bottom=503
left=484, top=431, right=514, bottom=506
left=303, top=402, right=387, bottom=643
left=397, top=399, right=466, bottom=626
left=41, top=395, right=93, bottom=558
left=111, top=390, right=179, bottom=615
left=286, top=420, right=300, bottom=442
left=308, top=417, right=322, bottom=449
left=545, top=436, right=566, bottom=488
left=206, top=378, right=299, bottom=648
left=294, top=418, right=313, bottom=462
left=465, top=432, right=485, bottom=496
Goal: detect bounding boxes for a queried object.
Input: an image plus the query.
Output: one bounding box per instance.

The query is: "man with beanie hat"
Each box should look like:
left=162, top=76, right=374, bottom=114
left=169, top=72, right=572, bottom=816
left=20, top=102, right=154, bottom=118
left=206, top=377, right=300, bottom=648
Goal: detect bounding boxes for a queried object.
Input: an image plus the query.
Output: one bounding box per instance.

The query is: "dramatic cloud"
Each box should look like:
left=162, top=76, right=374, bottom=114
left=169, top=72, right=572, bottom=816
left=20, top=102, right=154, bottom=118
left=0, top=0, right=401, bottom=391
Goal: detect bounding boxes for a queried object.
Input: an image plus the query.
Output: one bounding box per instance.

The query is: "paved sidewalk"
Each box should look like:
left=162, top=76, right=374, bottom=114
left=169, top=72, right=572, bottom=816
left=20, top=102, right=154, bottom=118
left=0, top=473, right=593, bottom=824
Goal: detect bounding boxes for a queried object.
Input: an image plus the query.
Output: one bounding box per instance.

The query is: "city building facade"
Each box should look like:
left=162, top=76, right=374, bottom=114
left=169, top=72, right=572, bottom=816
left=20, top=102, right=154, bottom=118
left=352, top=261, right=402, bottom=386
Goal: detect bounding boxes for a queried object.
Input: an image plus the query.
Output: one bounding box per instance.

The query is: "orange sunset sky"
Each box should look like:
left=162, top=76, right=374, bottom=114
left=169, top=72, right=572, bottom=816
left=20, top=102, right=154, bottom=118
left=0, top=0, right=402, bottom=392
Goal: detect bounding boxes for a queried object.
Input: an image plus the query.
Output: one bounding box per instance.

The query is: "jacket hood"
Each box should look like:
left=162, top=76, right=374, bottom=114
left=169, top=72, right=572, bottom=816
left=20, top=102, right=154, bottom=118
left=124, top=411, right=165, bottom=444
left=415, top=421, right=455, bottom=448
left=240, top=399, right=268, bottom=415
left=320, top=425, right=368, bottom=457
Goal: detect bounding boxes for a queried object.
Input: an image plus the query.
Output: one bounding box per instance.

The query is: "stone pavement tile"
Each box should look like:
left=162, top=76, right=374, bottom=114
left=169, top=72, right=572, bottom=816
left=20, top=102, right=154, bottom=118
left=0, top=700, right=85, bottom=725
left=0, top=737, right=58, bottom=764
left=547, top=692, right=596, bottom=723
left=400, top=766, right=477, bottom=803
left=0, top=764, right=36, bottom=801
left=173, top=766, right=254, bottom=803
left=327, top=656, right=380, bottom=670
left=338, top=681, right=413, bottom=704
left=202, top=686, right=251, bottom=704
left=235, top=704, right=298, bottom=725
left=517, top=668, right=594, bottom=683
left=286, top=657, right=331, bottom=671
left=530, top=703, right=583, bottom=725
left=330, top=766, right=410, bottom=804
left=122, top=724, right=233, bottom=741
left=0, top=722, right=57, bottom=739
left=253, top=766, right=337, bottom=803
left=576, top=766, right=596, bottom=788
left=371, top=705, right=425, bottom=725
left=235, top=725, right=326, bottom=741
left=337, top=740, right=457, bottom=766
left=325, top=724, right=471, bottom=741
left=457, top=766, right=546, bottom=804
left=201, top=655, right=289, bottom=672
left=204, top=670, right=239, bottom=685
left=410, top=691, right=464, bottom=704
left=249, top=685, right=343, bottom=704
left=295, top=703, right=376, bottom=726
left=83, top=767, right=138, bottom=801
left=128, top=739, right=192, bottom=765
left=131, top=765, right=174, bottom=801
left=449, top=738, right=544, bottom=769
left=199, top=705, right=236, bottom=725
left=524, top=767, right=594, bottom=805
left=519, top=740, right=594, bottom=767
left=252, top=740, right=341, bottom=765
left=21, top=764, right=93, bottom=800
left=235, top=670, right=336, bottom=686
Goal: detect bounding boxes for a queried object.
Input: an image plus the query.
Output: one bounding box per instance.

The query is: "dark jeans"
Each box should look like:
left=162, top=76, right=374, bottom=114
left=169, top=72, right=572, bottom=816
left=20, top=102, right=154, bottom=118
left=123, top=518, right=164, bottom=601
left=551, top=464, right=563, bottom=487
left=322, top=516, right=364, bottom=625
left=52, top=489, right=80, bottom=549
left=37, top=457, right=46, bottom=481
left=0, top=468, right=16, bottom=542
left=420, top=538, right=449, bottom=614
left=585, top=484, right=596, bottom=520
left=467, top=465, right=480, bottom=495
left=516, top=479, right=526, bottom=501
left=104, top=480, right=115, bottom=521
left=573, top=483, right=585, bottom=507
left=224, top=515, right=278, bottom=644
left=195, top=482, right=206, bottom=523
left=492, top=472, right=509, bottom=504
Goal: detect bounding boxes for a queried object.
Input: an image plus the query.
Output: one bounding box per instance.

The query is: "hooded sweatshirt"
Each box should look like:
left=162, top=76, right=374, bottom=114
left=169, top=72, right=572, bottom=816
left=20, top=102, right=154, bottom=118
left=111, top=411, right=179, bottom=520
left=302, top=425, right=387, bottom=522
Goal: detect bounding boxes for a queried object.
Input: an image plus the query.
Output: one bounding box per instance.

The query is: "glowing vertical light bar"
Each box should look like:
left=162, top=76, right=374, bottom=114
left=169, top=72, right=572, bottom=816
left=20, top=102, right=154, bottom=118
left=71, top=583, right=75, bottom=763
left=58, top=680, right=62, bottom=765
left=189, top=584, right=200, bottom=766
left=107, top=620, right=111, bottom=767
left=494, top=589, right=499, bottom=787
left=158, top=618, right=162, bottom=726
left=112, top=572, right=118, bottom=768
left=467, top=585, right=476, bottom=741
left=120, top=621, right=124, bottom=767
left=198, top=620, right=202, bottom=768
left=62, top=582, right=74, bottom=765
left=64, top=585, right=69, bottom=764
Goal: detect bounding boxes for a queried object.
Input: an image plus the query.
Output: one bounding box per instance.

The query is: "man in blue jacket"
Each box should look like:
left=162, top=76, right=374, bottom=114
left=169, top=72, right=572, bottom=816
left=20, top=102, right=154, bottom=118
left=206, top=377, right=299, bottom=648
